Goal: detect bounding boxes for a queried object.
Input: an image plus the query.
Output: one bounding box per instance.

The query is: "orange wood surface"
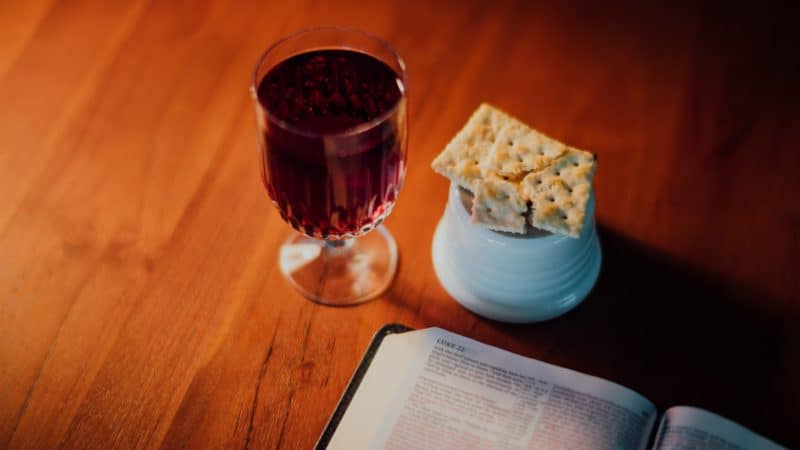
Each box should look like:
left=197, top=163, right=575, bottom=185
left=1, top=1, right=798, bottom=448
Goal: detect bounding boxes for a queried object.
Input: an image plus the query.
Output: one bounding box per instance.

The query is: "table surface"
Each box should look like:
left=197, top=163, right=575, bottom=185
left=2, top=1, right=799, bottom=449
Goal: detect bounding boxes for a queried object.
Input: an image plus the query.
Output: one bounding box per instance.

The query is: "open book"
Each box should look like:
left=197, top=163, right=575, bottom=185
left=317, top=325, right=786, bottom=450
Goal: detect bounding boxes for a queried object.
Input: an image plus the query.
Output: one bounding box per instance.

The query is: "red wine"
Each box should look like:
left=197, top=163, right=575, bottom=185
left=256, top=49, right=406, bottom=239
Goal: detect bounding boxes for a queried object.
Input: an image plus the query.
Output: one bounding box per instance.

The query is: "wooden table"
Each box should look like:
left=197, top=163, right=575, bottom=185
left=2, top=1, right=798, bottom=448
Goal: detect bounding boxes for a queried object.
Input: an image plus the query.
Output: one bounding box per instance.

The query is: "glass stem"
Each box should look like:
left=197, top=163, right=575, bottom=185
left=324, top=239, right=354, bottom=257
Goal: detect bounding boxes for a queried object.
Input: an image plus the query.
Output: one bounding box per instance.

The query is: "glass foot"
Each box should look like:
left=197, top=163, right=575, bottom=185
left=278, top=225, right=398, bottom=306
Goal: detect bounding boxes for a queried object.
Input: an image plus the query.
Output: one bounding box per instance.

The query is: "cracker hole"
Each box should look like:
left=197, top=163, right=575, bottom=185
left=548, top=196, right=555, bottom=202
left=536, top=180, right=542, bottom=185
left=507, top=139, right=514, bottom=145
left=561, top=214, right=568, bottom=220
left=573, top=162, right=579, bottom=167
left=502, top=176, right=509, bottom=180
left=555, top=171, right=560, bottom=176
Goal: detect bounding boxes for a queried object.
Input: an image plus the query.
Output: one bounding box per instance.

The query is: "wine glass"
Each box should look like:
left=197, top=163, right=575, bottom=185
left=251, top=27, right=408, bottom=306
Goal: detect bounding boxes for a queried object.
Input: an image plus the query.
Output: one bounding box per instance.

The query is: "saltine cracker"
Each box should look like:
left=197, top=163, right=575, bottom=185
left=520, top=148, right=596, bottom=238
left=431, top=103, right=511, bottom=191
left=480, top=121, right=567, bottom=177
left=471, top=175, right=528, bottom=234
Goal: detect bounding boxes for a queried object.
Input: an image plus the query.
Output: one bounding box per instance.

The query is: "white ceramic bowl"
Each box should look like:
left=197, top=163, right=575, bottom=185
left=431, top=182, right=601, bottom=323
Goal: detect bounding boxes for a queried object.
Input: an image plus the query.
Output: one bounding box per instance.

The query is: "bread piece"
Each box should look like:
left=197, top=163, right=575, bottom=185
left=431, top=103, right=512, bottom=191
left=520, top=148, right=596, bottom=238
left=431, top=102, right=597, bottom=238
left=481, top=121, right=567, bottom=177
left=471, top=175, right=528, bottom=234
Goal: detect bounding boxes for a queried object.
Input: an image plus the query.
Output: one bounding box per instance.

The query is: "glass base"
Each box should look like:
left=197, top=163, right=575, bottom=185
left=278, top=225, right=398, bottom=306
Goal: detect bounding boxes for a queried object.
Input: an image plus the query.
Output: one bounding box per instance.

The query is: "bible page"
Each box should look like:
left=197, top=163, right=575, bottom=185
left=652, top=406, right=786, bottom=450
left=326, top=327, right=657, bottom=450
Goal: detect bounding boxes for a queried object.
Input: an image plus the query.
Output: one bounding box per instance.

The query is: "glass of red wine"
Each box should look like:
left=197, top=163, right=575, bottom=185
left=251, top=27, right=408, bottom=306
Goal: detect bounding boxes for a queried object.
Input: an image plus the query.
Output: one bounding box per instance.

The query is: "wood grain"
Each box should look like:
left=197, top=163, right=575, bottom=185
left=1, top=0, right=798, bottom=448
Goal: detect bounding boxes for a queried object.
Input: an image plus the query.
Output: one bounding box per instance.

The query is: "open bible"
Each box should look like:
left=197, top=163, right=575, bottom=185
left=317, top=325, right=786, bottom=450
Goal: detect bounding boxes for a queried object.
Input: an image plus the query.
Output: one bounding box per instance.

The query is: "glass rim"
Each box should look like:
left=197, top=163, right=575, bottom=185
left=251, top=26, right=408, bottom=139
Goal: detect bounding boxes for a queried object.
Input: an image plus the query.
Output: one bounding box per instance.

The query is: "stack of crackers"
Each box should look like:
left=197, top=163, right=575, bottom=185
left=432, top=103, right=597, bottom=238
